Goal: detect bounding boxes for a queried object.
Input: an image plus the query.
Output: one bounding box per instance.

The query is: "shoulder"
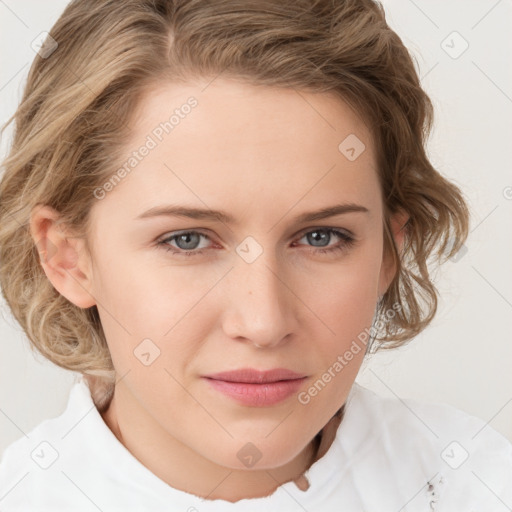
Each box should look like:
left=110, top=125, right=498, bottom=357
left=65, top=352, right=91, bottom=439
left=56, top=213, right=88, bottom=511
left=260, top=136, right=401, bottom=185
left=0, top=377, right=95, bottom=509
left=0, top=401, right=69, bottom=482
left=0, top=411, right=62, bottom=510
left=346, top=382, right=512, bottom=504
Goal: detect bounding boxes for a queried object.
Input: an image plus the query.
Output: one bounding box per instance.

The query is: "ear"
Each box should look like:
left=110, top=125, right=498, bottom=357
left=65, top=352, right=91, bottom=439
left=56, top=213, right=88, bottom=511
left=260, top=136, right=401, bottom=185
left=29, top=204, right=96, bottom=308
left=378, top=209, right=409, bottom=297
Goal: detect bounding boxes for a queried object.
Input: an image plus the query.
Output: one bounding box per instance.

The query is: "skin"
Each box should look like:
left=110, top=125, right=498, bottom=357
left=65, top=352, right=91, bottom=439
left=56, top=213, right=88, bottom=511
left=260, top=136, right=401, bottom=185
left=30, top=77, right=406, bottom=502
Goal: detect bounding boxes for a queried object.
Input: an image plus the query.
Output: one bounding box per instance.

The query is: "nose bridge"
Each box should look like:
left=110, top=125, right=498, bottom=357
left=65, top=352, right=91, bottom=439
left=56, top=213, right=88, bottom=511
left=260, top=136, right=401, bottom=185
left=222, top=243, right=297, bottom=347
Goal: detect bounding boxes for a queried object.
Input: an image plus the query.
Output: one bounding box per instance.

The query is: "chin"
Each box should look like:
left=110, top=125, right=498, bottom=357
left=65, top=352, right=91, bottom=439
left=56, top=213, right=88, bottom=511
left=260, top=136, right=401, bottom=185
left=206, top=437, right=310, bottom=471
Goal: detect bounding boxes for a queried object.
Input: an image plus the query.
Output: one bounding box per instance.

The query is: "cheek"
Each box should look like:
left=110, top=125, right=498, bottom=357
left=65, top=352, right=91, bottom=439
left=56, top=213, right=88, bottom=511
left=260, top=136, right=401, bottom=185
left=304, top=251, right=381, bottom=333
left=293, top=250, right=381, bottom=394
left=92, top=250, right=197, bottom=331
left=92, top=257, right=217, bottom=376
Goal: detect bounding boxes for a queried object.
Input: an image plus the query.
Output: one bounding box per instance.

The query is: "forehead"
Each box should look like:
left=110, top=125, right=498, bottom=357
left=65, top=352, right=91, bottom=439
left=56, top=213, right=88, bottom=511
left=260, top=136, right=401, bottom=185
left=95, top=77, right=381, bottom=227
left=130, top=77, right=375, bottom=164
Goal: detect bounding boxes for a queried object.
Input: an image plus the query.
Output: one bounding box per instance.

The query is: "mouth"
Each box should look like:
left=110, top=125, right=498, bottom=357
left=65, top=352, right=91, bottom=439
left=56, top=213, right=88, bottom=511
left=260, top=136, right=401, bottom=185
left=201, top=368, right=308, bottom=407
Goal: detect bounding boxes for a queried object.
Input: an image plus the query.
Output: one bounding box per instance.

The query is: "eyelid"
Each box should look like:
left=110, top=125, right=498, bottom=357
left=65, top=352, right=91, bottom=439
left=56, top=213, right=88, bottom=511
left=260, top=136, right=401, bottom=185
left=156, top=225, right=355, bottom=245
left=294, top=225, right=355, bottom=240
left=156, top=228, right=213, bottom=243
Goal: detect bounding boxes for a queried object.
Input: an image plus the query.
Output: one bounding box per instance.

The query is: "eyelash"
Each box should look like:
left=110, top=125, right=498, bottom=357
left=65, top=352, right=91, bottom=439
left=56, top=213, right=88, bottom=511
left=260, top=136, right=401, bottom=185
left=156, top=227, right=355, bottom=257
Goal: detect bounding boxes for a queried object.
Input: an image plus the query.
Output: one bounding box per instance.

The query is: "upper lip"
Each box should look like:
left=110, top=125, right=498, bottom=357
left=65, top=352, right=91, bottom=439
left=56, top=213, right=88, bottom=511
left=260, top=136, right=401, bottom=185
left=203, top=368, right=307, bottom=383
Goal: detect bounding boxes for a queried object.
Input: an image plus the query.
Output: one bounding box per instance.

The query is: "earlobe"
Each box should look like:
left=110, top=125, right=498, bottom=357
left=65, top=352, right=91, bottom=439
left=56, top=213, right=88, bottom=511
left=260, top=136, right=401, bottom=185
left=29, top=204, right=96, bottom=308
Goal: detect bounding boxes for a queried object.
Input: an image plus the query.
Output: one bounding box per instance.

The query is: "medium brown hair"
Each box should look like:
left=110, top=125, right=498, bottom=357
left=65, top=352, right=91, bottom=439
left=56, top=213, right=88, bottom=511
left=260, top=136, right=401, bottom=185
left=0, top=0, right=469, bottom=409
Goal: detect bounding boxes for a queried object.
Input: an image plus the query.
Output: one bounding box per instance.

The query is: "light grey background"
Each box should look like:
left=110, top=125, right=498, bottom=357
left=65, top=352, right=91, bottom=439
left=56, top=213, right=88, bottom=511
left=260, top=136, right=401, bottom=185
left=1, top=0, right=511, bottom=458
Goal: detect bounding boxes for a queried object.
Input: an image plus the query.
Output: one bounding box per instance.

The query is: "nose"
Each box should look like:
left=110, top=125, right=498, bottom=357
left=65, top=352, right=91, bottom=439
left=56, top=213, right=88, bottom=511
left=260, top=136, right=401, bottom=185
left=221, top=254, right=299, bottom=349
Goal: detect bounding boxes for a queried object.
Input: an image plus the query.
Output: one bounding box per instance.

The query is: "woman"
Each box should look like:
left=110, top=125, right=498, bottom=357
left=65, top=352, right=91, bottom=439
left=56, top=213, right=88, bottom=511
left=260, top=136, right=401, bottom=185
left=0, top=0, right=511, bottom=510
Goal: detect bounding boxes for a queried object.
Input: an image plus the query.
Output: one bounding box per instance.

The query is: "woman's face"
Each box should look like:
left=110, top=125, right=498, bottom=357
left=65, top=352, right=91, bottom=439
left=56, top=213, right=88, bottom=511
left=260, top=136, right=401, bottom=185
left=84, top=77, right=394, bottom=473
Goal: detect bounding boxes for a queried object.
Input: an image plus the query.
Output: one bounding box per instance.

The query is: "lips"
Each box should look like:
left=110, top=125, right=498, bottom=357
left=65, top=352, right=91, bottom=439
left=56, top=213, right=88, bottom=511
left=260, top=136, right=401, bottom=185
left=202, top=368, right=308, bottom=406
left=203, top=367, right=306, bottom=384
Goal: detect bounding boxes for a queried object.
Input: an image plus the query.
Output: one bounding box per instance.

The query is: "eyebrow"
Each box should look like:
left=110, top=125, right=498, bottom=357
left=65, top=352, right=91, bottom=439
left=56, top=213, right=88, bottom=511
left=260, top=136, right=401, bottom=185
left=135, top=202, right=369, bottom=224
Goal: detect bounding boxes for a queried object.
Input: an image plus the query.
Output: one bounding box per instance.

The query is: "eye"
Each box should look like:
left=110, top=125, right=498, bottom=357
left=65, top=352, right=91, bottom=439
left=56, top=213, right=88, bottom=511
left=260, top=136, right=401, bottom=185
left=293, top=227, right=355, bottom=254
left=157, top=230, right=213, bottom=257
left=156, top=227, right=355, bottom=257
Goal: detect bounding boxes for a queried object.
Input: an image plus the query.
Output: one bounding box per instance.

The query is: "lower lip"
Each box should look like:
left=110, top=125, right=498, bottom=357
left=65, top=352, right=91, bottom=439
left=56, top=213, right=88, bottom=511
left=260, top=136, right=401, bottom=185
left=203, top=377, right=306, bottom=407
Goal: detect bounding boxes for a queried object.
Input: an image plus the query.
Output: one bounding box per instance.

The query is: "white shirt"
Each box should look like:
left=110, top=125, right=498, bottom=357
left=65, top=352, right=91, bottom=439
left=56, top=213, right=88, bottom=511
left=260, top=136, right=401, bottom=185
left=1, top=375, right=511, bottom=511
